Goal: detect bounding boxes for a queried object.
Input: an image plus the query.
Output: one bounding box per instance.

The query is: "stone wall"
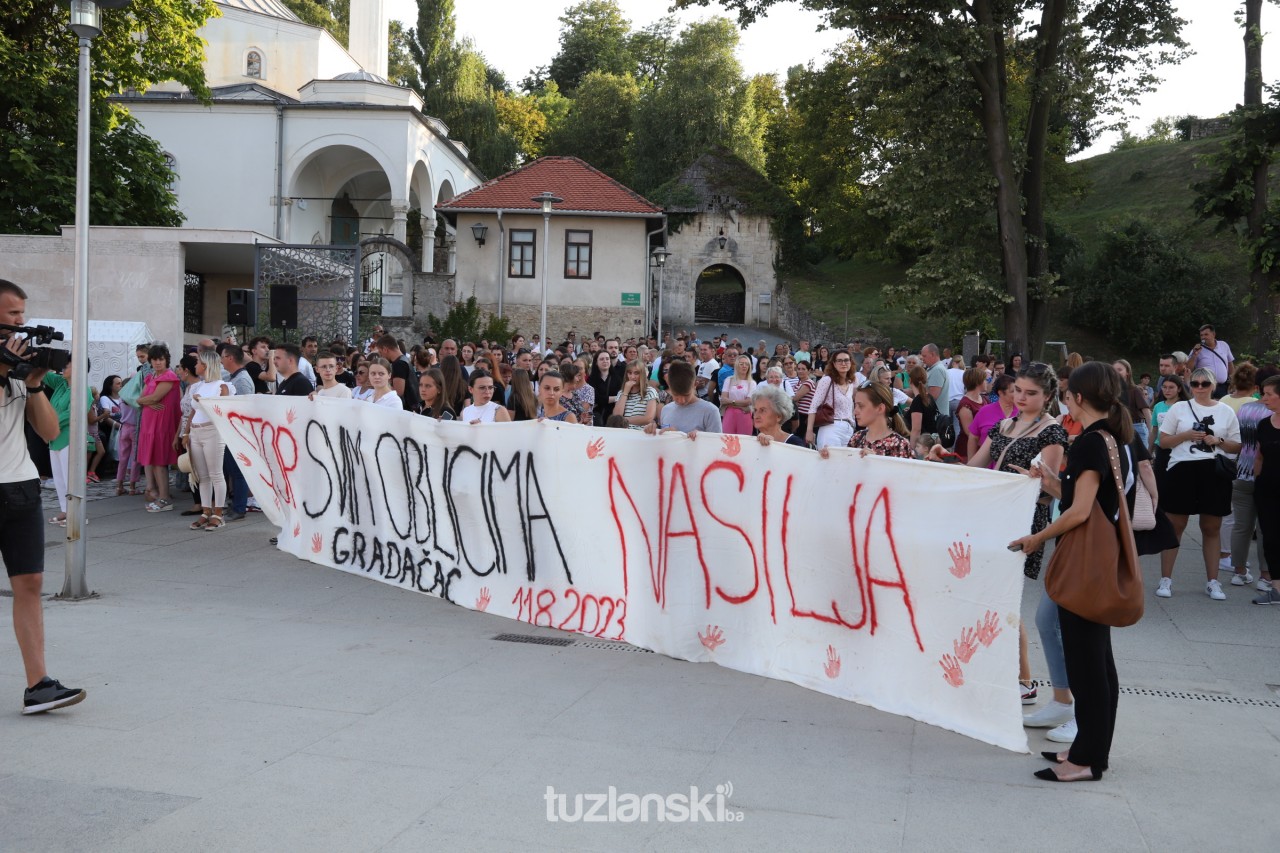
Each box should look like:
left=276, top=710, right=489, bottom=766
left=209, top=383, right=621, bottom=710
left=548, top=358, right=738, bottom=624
left=661, top=213, right=779, bottom=330
left=474, top=303, right=645, bottom=343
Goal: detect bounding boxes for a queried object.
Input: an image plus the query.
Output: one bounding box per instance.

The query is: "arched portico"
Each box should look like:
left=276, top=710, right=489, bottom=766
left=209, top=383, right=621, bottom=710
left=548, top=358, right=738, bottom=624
left=286, top=141, right=399, bottom=245
left=695, top=263, right=747, bottom=325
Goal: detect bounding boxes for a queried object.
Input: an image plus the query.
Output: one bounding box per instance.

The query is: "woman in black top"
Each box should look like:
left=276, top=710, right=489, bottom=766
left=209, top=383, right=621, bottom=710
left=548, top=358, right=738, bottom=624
left=587, top=350, right=612, bottom=427
left=1253, top=375, right=1280, bottom=604
left=1010, top=361, right=1133, bottom=783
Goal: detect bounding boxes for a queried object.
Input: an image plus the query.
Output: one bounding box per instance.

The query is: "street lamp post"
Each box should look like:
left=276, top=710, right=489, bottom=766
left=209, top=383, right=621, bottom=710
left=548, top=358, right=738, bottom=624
left=532, top=192, right=562, bottom=352
left=62, top=0, right=131, bottom=599
left=650, top=246, right=671, bottom=346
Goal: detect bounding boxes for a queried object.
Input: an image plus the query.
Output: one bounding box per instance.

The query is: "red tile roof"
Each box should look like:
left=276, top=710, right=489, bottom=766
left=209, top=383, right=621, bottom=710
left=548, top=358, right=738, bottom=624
left=436, top=156, right=663, bottom=216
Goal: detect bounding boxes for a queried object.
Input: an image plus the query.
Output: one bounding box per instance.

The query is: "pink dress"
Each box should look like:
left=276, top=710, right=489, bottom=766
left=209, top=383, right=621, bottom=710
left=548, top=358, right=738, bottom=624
left=137, top=369, right=182, bottom=466
left=721, top=378, right=756, bottom=435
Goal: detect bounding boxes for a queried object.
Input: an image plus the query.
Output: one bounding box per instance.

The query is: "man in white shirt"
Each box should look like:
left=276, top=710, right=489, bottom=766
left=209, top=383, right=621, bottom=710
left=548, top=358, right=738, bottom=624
left=695, top=341, right=720, bottom=401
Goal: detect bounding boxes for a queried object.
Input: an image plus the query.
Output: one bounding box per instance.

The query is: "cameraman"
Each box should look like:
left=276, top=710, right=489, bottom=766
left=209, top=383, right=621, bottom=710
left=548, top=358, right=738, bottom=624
left=0, top=279, right=86, bottom=714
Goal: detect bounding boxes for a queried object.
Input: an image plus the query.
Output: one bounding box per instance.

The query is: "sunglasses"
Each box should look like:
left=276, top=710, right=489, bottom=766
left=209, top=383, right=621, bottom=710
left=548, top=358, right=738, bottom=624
left=1189, top=380, right=1214, bottom=389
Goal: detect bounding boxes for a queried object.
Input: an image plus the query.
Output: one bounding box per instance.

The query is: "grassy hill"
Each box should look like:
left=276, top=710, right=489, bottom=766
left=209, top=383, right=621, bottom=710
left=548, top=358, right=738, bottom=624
left=780, top=135, right=1252, bottom=364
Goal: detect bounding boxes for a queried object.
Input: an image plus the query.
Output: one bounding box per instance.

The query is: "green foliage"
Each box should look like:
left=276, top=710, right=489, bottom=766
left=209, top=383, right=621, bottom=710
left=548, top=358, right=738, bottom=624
left=0, top=0, right=215, bottom=235
left=1111, top=116, right=1181, bottom=151
left=1066, top=219, right=1233, bottom=354
left=629, top=18, right=754, bottom=193
left=387, top=20, right=416, bottom=88
left=495, top=90, right=549, bottom=161
left=547, top=0, right=635, bottom=93
left=281, top=1, right=347, bottom=44
left=1194, top=100, right=1280, bottom=272
left=428, top=296, right=516, bottom=343
left=547, top=71, right=639, bottom=182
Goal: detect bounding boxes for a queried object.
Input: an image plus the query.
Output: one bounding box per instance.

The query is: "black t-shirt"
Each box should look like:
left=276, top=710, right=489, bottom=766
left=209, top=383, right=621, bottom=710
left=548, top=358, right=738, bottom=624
left=335, top=370, right=356, bottom=389
left=909, top=393, right=937, bottom=433
left=275, top=372, right=314, bottom=397
left=1060, top=423, right=1132, bottom=522
left=245, top=361, right=268, bottom=394
left=1257, top=417, right=1280, bottom=483
left=390, top=357, right=419, bottom=412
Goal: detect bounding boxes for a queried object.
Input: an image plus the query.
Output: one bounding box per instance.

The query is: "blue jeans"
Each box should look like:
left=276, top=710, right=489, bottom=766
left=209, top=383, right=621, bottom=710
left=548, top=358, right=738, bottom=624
left=223, top=447, right=249, bottom=513
left=1133, top=420, right=1149, bottom=451
left=1036, top=587, right=1070, bottom=689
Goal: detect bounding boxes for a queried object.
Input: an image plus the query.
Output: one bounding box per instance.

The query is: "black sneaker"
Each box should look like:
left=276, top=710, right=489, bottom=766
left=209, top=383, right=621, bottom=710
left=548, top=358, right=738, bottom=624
left=268, top=536, right=278, bottom=545
left=22, top=677, right=86, bottom=715
left=224, top=510, right=246, bottom=522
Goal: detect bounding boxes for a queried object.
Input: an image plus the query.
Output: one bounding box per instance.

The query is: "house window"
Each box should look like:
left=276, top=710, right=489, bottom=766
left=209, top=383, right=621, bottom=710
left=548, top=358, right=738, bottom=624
left=246, top=50, right=263, bottom=79
left=565, top=230, right=592, bottom=278
left=509, top=230, right=535, bottom=278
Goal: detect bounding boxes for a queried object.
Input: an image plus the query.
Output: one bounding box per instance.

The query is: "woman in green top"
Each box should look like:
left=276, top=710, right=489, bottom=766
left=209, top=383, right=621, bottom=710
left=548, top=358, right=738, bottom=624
left=44, top=356, right=96, bottom=526
left=1150, top=374, right=1189, bottom=488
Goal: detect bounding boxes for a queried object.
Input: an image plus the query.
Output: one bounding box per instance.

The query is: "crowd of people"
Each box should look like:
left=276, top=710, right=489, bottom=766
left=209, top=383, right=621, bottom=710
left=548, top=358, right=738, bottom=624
left=28, top=318, right=1280, bottom=782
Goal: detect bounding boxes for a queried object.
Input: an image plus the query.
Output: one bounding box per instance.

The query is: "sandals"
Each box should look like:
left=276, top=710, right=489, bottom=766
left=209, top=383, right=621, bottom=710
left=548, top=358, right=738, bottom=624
left=145, top=499, right=173, bottom=513
left=204, top=515, right=226, bottom=531
left=86, top=472, right=100, bottom=483
left=189, top=513, right=212, bottom=530
left=47, top=514, right=66, bottom=526
left=115, top=484, right=126, bottom=496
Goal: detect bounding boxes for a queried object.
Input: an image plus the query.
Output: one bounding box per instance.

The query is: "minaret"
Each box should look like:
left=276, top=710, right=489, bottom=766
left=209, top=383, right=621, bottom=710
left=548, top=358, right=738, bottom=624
left=348, top=0, right=390, bottom=80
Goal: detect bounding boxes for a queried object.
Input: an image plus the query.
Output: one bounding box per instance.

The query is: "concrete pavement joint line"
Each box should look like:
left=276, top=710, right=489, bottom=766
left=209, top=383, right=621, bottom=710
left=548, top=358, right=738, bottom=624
left=1118, top=686, right=1280, bottom=708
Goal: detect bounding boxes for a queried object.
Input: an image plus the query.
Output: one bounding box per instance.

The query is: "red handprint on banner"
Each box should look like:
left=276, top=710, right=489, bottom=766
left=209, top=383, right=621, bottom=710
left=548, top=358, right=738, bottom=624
left=823, top=645, right=841, bottom=679
left=476, top=587, right=491, bottom=611
left=698, top=625, right=726, bottom=652
left=948, top=541, right=972, bottom=579
left=940, top=654, right=965, bottom=688
left=236, top=452, right=252, bottom=468
left=286, top=408, right=297, bottom=424
left=310, top=533, right=323, bottom=554
left=292, top=523, right=301, bottom=539
left=212, top=404, right=222, bottom=417
left=976, top=610, right=1002, bottom=647
left=953, top=626, right=978, bottom=663
left=586, top=437, right=605, bottom=459
left=720, top=435, right=741, bottom=457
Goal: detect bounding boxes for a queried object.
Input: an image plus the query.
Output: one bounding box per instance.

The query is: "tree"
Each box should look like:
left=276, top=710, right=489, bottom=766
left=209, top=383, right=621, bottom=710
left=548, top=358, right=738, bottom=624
left=1195, top=0, right=1280, bottom=357
left=387, top=20, right=416, bottom=87
left=547, top=0, right=634, bottom=94
left=681, top=0, right=1186, bottom=355
left=281, top=1, right=347, bottom=45
left=0, top=1, right=216, bottom=235
left=406, top=0, right=456, bottom=112
left=428, top=296, right=516, bottom=344
left=495, top=91, right=549, bottom=161
left=546, top=71, right=639, bottom=181
left=629, top=16, right=676, bottom=83
left=629, top=18, right=754, bottom=193
left=1067, top=220, right=1234, bottom=354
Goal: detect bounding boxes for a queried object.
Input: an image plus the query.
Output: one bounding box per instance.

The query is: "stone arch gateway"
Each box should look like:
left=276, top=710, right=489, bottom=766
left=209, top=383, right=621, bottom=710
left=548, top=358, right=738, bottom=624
left=695, top=263, right=747, bottom=325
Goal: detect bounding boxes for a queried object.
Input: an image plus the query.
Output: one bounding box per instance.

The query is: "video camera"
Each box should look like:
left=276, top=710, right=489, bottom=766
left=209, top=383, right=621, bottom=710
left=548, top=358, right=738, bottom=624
left=0, top=323, right=70, bottom=380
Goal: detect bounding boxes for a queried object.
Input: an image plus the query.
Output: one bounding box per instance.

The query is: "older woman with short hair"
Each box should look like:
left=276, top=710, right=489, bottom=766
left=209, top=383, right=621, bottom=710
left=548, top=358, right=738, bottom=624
left=752, top=384, right=808, bottom=447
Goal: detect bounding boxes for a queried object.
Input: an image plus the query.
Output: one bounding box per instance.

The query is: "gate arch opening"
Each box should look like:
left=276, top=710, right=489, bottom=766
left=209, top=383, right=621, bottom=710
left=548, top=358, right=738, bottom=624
left=695, top=264, right=746, bottom=325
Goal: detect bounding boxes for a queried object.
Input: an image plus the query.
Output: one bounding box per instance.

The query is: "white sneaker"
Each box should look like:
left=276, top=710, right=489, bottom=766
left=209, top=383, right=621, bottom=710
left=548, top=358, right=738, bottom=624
left=1206, top=579, right=1227, bottom=601
left=1156, top=577, right=1173, bottom=598
left=1231, top=570, right=1255, bottom=586
left=1046, top=718, right=1077, bottom=743
left=1259, top=578, right=1274, bottom=592
left=1218, top=557, right=1234, bottom=572
left=1023, top=700, right=1074, bottom=728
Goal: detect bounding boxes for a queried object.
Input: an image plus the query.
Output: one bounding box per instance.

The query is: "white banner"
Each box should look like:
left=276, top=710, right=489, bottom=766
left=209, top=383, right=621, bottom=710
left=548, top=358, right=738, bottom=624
left=203, top=396, right=1040, bottom=751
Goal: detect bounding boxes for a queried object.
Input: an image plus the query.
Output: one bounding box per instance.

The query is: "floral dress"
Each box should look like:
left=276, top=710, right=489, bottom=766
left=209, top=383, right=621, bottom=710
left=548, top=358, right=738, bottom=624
left=987, top=419, right=1070, bottom=579
left=849, top=429, right=915, bottom=459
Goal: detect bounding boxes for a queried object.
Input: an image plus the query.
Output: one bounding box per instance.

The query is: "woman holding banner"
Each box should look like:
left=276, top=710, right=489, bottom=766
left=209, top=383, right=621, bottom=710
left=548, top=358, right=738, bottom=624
left=1010, top=361, right=1134, bottom=782
left=752, top=384, right=807, bottom=448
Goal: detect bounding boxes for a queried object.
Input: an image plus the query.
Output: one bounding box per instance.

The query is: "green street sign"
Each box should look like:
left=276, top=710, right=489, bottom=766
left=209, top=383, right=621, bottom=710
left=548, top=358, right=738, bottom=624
left=621, top=292, right=641, bottom=307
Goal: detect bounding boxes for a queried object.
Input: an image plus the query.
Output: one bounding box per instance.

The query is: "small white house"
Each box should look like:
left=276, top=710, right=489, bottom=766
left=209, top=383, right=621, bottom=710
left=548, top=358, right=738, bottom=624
left=437, top=157, right=666, bottom=341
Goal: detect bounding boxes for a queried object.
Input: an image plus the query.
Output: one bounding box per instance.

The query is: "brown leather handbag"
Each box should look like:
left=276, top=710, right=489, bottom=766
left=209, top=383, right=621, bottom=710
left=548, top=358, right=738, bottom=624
left=1043, top=432, right=1145, bottom=627
left=811, top=380, right=836, bottom=429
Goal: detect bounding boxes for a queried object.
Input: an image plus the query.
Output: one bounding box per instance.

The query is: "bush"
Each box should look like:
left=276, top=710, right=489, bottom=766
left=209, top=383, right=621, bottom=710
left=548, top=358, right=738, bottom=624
left=1066, top=219, right=1238, bottom=355
left=427, top=297, right=519, bottom=344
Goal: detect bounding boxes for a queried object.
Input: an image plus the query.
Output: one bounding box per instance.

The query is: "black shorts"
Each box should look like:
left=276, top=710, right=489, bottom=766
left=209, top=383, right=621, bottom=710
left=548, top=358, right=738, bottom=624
left=0, top=479, right=45, bottom=577
left=1161, top=459, right=1233, bottom=517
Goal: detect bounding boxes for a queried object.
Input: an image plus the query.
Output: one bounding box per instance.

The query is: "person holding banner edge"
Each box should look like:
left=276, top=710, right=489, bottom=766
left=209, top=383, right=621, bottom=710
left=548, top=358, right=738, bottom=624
left=1009, top=361, right=1135, bottom=783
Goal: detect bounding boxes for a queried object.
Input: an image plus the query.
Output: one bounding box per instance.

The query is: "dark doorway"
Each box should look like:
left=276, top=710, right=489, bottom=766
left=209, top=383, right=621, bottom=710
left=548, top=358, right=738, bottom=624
left=695, top=264, right=745, bottom=325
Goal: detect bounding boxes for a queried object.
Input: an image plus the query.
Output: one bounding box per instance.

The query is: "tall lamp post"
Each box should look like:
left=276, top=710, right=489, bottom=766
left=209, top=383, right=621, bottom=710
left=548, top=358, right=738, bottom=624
left=62, top=0, right=131, bottom=599
left=650, top=246, right=671, bottom=345
left=532, top=192, right=562, bottom=352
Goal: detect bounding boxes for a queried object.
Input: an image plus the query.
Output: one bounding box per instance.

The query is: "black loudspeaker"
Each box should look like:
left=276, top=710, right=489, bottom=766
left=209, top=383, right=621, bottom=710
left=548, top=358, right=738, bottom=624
left=269, top=284, right=298, bottom=330
left=227, top=289, right=255, bottom=325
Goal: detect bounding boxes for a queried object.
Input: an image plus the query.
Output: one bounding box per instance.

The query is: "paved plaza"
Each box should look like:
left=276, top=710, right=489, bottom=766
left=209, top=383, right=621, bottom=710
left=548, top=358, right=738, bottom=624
left=1, top=492, right=1277, bottom=851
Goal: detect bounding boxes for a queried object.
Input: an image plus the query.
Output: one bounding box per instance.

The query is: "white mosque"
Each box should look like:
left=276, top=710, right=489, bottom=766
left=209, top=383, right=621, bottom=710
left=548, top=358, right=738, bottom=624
left=0, top=0, right=482, bottom=355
